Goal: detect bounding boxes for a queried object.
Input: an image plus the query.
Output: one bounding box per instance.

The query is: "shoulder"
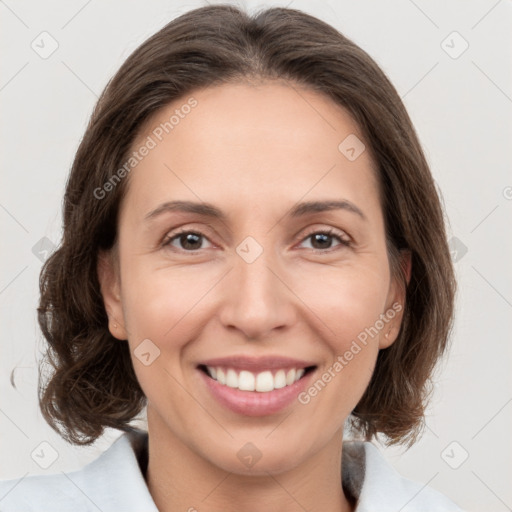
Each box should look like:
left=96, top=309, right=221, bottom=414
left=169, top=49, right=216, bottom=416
left=0, top=430, right=157, bottom=512
left=342, top=441, right=466, bottom=512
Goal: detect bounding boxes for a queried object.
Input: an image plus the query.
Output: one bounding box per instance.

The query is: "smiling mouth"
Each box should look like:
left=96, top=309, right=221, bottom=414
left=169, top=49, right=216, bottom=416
left=198, top=365, right=316, bottom=393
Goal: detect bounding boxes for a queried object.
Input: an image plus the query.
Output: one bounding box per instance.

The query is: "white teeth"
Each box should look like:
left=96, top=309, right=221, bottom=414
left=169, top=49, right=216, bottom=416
left=274, top=369, right=287, bottom=389
left=216, top=368, right=226, bottom=385
left=226, top=369, right=238, bottom=388
left=238, top=370, right=255, bottom=391
left=286, top=369, right=296, bottom=386
left=204, top=365, right=309, bottom=393
left=255, top=371, right=274, bottom=392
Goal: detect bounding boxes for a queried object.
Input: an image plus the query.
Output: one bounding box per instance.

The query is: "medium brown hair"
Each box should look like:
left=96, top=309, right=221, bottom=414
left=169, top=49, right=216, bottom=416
left=35, top=4, right=455, bottom=446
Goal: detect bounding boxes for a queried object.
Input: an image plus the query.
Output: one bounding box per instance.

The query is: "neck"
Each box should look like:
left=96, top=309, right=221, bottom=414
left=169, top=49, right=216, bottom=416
left=145, top=410, right=354, bottom=512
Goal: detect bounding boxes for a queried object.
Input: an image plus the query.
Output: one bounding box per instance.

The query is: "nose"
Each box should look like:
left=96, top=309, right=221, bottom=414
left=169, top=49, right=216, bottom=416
left=218, top=244, right=297, bottom=341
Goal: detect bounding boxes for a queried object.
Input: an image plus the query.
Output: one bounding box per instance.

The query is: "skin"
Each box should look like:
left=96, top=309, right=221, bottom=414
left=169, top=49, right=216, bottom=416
left=98, top=81, right=410, bottom=512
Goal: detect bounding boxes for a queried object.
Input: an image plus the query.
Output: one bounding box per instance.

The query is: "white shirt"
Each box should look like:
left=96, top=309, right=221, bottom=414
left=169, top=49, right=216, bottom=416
left=0, top=429, right=464, bottom=511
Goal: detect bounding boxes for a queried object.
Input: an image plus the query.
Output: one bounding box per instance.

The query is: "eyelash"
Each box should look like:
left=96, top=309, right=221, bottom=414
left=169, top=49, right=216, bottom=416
left=161, top=227, right=352, bottom=254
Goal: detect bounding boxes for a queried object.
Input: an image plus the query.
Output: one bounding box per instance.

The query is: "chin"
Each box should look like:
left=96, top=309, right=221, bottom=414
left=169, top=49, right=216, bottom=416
left=198, top=435, right=313, bottom=477
left=218, top=450, right=306, bottom=477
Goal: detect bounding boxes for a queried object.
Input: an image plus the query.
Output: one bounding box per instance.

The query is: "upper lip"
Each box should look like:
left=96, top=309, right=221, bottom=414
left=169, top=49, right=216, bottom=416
left=198, top=356, right=317, bottom=372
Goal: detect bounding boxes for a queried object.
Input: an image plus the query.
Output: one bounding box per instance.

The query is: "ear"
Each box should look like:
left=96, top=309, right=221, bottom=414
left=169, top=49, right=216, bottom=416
left=97, top=249, right=128, bottom=340
left=379, top=249, right=412, bottom=349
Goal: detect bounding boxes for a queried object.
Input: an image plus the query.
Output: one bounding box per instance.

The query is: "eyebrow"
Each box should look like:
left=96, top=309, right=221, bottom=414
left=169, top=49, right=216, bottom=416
left=144, top=199, right=367, bottom=222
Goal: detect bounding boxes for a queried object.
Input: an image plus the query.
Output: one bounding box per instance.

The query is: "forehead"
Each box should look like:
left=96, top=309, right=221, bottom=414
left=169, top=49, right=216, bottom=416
left=122, top=81, right=380, bottom=222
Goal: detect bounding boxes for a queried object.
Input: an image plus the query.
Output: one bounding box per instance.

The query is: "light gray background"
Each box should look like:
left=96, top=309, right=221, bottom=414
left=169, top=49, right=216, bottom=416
left=1, top=1, right=511, bottom=510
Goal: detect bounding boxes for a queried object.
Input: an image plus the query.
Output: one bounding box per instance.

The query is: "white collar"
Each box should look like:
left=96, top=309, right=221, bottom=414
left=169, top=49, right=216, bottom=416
left=0, top=429, right=463, bottom=511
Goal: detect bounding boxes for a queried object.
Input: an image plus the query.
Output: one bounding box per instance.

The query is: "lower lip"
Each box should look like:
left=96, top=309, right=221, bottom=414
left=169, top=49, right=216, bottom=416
left=198, top=368, right=314, bottom=416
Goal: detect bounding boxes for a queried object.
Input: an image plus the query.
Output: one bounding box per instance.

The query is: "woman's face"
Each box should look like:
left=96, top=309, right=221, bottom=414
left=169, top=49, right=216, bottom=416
left=99, top=81, right=407, bottom=474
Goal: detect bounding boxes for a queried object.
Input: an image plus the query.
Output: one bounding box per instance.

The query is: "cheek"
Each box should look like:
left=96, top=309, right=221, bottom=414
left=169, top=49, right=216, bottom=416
left=119, top=266, right=206, bottom=404
left=297, top=270, right=386, bottom=389
left=289, top=262, right=390, bottom=418
left=121, top=260, right=217, bottom=339
left=292, top=261, right=391, bottom=345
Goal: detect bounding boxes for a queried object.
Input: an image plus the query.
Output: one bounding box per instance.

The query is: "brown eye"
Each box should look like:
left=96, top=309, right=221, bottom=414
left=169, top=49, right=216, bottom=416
left=163, top=231, right=212, bottom=251
left=299, top=229, right=351, bottom=252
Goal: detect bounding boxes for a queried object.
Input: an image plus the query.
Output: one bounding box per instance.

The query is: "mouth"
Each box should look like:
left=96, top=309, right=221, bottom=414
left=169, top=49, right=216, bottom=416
left=196, top=357, right=318, bottom=416
left=198, top=364, right=317, bottom=393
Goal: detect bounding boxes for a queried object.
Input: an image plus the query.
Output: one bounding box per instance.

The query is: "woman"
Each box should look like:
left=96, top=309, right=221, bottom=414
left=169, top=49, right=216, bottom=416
left=0, top=4, right=463, bottom=511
